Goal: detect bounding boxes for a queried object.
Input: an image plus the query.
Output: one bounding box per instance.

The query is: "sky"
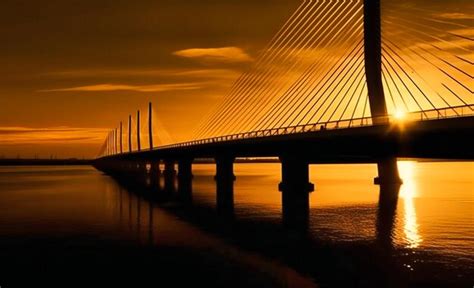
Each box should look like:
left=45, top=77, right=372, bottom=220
left=0, top=0, right=472, bottom=158
left=0, top=0, right=299, bottom=158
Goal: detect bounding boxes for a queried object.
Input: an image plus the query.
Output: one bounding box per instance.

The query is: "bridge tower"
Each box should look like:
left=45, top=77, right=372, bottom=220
left=148, top=102, right=153, bottom=150
left=147, top=102, right=161, bottom=185
left=119, top=121, right=123, bottom=154
left=137, top=110, right=141, bottom=152
left=128, top=115, right=132, bottom=153
left=364, top=0, right=402, bottom=195
left=364, top=0, right=386, bottom=122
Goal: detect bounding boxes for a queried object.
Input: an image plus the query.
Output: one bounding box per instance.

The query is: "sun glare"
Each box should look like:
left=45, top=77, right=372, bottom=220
left=394, top=110, right=407, bottom=121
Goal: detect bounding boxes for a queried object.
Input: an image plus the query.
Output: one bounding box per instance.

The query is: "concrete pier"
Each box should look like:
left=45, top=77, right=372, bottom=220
left=149, top=161, right=161, bottom=177
left=374, top=157, right=402, bottom=205
left=163, top=160, right=176, bottom=193
left=215, top=156, right=235, bottom=215
left=149, top=161, right=161, bottom=190
left=279, top=156, right=314, bottom=228
left=178, top=158, right=193, bottom=202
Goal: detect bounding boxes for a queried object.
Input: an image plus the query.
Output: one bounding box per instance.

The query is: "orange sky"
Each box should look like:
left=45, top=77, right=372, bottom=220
left=0, top=0, right=472, bottom=158
left=0, top=0, right=299, bottom=158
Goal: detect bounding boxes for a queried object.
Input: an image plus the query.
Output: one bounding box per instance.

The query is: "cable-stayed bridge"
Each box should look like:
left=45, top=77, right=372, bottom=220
left=94, top=0, right=473, bottom=225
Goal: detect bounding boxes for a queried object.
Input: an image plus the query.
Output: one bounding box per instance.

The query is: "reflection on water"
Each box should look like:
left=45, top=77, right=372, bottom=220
left=398, top=161, right=423, bottom=249
left=0, top=162, right=472, bottom=287
left=0, top=166, right=316, bottom=287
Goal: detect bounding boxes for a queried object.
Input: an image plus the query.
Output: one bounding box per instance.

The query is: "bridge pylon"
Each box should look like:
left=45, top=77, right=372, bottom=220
left=137, top=110, right=141, bottom=152
left=364, top=0, right=402, bottom=189
left=148, top=102, right=153, bottom=150
left=128, top=115, right=132, bottom=153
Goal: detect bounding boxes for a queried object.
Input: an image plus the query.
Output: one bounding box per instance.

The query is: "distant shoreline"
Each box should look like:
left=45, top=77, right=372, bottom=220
left=0, top=158, right=279, bottom=166
left=0, top=159, right=92, bottom=166
left=0, top=157, right=471, bottom=166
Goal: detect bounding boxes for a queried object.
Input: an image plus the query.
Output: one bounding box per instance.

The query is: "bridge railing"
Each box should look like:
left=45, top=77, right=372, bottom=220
left=160, top=104, right=474, bottom=149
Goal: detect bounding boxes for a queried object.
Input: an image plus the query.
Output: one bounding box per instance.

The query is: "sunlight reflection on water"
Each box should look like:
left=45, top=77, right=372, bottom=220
left=398, top=161, right=423, bottom=249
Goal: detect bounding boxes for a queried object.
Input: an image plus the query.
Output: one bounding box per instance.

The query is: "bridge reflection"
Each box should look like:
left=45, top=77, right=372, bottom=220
left=111, top=164, right=413, bottom=287
left=111, top=162, right=406, bottom=240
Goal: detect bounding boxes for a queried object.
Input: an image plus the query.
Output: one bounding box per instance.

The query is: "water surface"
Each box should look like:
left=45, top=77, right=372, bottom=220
left=0, top=162, right=472, bottom=287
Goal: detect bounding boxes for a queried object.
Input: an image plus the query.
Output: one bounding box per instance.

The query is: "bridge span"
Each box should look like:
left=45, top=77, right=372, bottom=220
left=93, top=0, right=473, bottom=227
left=94, top=111, right=474, bottom=226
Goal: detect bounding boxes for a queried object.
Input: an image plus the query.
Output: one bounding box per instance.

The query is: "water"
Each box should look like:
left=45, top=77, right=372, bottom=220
left=0, top=162, right=472, bottom=287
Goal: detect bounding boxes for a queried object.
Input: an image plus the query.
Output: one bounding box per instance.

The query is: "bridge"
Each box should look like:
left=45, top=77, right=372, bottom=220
left=93, top=0, right=474, bottom=226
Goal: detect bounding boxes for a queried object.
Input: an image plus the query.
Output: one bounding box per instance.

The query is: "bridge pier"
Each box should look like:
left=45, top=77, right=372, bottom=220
left=149, top=161, right=161, bottom=178
left=279, top=156, right=314, bottom=228
left=128, top=161, right=138, bottom=177
left=178, top=158, right=193, bottom=202
left=374, top=158, right=402, bottom=204
left=215, top=156, right=235, bottom=215
left=148, top=161, right=161, bottom=190
left=134, top=161, right=148, bottom=183
left=163, top=160, right=176, bottom=193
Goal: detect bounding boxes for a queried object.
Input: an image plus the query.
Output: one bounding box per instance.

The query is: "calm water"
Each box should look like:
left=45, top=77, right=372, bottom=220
left=0, top=162, right=472, bottom=287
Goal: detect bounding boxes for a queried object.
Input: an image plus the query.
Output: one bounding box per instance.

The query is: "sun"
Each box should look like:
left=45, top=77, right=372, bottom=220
left=394, top=110, right=406, bottom=121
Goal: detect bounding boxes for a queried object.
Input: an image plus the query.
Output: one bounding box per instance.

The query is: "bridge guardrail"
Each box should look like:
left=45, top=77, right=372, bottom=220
left=161, top=104, right=474, bottom=149
left=158, top=104, right=473, bottom=149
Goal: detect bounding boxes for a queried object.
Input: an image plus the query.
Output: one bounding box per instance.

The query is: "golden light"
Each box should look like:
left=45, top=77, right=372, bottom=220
left=393, top=110, right=407, bottom=121
left=398, top=161, right=423, bottom=248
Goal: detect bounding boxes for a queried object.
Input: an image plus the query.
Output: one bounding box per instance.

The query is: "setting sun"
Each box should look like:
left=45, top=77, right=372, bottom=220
left=393, top=110, right=407, bottom=121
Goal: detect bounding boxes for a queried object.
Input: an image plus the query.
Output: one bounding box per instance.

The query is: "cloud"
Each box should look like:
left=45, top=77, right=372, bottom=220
left=173, top=47, right=253, bottom=63
left=0, top=127, right=109, bottom=145
left=40, top=69, right=172, bottom=78
left=41, top=68, right=240, bottom=80
left=38, top=83, right=202, bottom=93
left=172, top=69, right=241, bottom=79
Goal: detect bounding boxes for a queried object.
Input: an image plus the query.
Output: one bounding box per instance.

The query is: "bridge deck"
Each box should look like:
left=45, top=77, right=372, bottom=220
left=100, top=116, right=474, bottom=164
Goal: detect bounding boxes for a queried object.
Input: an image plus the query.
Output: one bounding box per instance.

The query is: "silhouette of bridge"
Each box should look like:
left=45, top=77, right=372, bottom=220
left=94, top=0, right=473, bottom=226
